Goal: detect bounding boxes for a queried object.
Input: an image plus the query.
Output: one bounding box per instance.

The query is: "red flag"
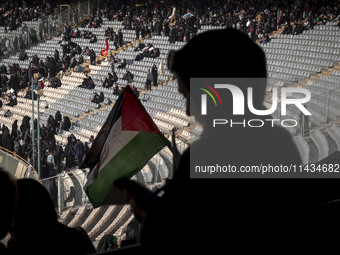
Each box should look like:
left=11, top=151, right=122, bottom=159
left=101, top=38, right=109, bottom=57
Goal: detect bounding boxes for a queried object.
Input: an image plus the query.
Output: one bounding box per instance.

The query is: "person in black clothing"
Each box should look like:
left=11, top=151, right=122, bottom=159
left=0, top=64, right=7, bottom=74
left=145, top=69, right=152, bottom=91
left=112, top=28, right=340, bottom=254
left=102, top=77, right=109, bottom=88
left=134, top=42, right=146, bottom=52
left=47, top=115, right=57, bottom=135
left=123, top=70, right=134, bottom=84
left=0, top=168, right=16, bottom=254
left=64, top=135, right=76, bottom=168
left=91, top=92, right=100, bottom=104
left=99, top=91, right=105, bottom=103
left=141, top=22, right=146, bottom=38
left=62, top=43, right=70, bottom=58
left=54, top=144, right=64, bottom=174
left=78, top=55, right=84, bottom=65
left=55, top=110, right=62, bottom=129
left=70, top=58, right=78, bottom=68
left=24, top=88, right=36, bottom=100
left=113, top=85, right=119, bottom=95
left=135, top=22, right=141, bottom=40
left=75, top=139, right=85, bottom=168
left=109, top=72, right=118, bottom=84
left=7, top=178, right=96, bottom=255
left=89, top=49, right=96, bottom=65
left=117, top=29, right=123, bottom=47
left=50, top=77, right=62, bottom=88
left=118, top=59, right=126, bottom=69
left=112, top=31, right=119, bottom=50
left=20, top=116, right=31, bottom=135
left=2, top=125, right=12, bottom=151
left=61, top=116, right=71, bottom=131
left=18, top=51, right=28, bottom=61
left=89, top=34, right=97, bottom=43
left=135, top=52, right=144, bottom=61
left=81, top=74, right=95, bottom=89
left=151, top=64, right=158, bottom=86
left=6, top=94, right=17, bottom=107
left=54, top=49, right=59, bottom=62
left=169, top=25, right=177, bottom=44
left=11, top=120, right=18, bottom=140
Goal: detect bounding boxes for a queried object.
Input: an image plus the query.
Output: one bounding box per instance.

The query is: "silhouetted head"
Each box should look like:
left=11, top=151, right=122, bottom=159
left=168, top=28, right=267, bottom=118
left=11, top=179, right=57, bottom=241
left=0, top=168, right=16, bottom=239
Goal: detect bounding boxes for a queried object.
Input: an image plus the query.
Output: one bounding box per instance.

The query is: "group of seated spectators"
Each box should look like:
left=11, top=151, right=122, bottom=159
left=79, top=74, right=95, bottom=90
left=79, top=14, right=103, bottom=29
left=134, top=42, right=160, bottom=61
left=90, top=91, right=105, bottom=105
left=105, top=27, right=124, bottom=50
left=18, top=50, right=28, bottom=61
left=97, top=0, right=340, bottom=45
left=69, top=29, right=98, bottom=44
left=49, top=77, right=62, bottom=88
left=0, top=0, right=79, bottom=31
left=0, top=64, right=29, bottom=97
left=0, top=110, right=90, bottom=180
left=3, top=89, right=17, bottom=107
left=102, top=72, right=118, bottom=88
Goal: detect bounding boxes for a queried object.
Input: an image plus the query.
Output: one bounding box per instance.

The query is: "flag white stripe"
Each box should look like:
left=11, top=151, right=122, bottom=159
left=85, top=117, right=138, bottom=188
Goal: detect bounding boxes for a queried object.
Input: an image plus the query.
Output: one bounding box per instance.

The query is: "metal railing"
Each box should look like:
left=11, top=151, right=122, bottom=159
left=0, top=146, right=39, bottom=180
left=41, top=169, right=89, bottom=214
left=272, top=84, right=340, bottom=136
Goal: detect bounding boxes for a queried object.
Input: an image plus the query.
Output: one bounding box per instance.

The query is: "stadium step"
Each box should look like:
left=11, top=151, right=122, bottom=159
left=323, top=129, right=338, bottom=155
left=329, top=67, right=340, bottom=71
left=322, top=70, right=333, bottom=75
left=305, top=136, right=319, bottom=164
left=298, top=80, right=308, bottom=84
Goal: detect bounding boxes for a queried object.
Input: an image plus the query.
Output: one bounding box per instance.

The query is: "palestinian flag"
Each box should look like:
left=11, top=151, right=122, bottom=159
left=187, top=8, right=194, bottom=16
left=101, top=38, right=109, bottom=57
left=277, top=9, right=283, bottom=24
left=83, top=85, right=170, bottom=208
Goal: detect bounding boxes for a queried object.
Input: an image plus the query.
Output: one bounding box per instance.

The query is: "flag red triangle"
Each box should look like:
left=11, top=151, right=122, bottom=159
left=121, top=86, right=161, bottom=133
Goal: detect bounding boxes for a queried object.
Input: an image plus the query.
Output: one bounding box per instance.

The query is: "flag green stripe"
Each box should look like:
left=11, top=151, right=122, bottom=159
left=85, top=131, right=168, bottom=207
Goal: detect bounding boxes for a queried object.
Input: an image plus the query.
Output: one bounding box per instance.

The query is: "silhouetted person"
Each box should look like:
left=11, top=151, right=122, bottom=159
left=7, top=178, right=96, bottom=254
left=113, top=28, right=340, bottom=253
left=0, top=168, right=16, bottom=254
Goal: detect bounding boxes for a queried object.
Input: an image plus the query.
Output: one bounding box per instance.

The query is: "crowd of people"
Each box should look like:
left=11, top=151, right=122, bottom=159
left=97, top=0, right=340, bottom=44
left=0, top=0, right=80, bottom=31
left=0, top=110, right=92, bottom=178
left=0, top=165, right=141, bottom=254
left=1, top=0, right=340, bottom=254
left=134, top=42, right=160, bottom=61
left=1, top=0, right=340, bottom=173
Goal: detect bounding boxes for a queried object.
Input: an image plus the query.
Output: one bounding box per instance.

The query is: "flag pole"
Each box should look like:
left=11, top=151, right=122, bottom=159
left=31, top=77, right=35, bottom=170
